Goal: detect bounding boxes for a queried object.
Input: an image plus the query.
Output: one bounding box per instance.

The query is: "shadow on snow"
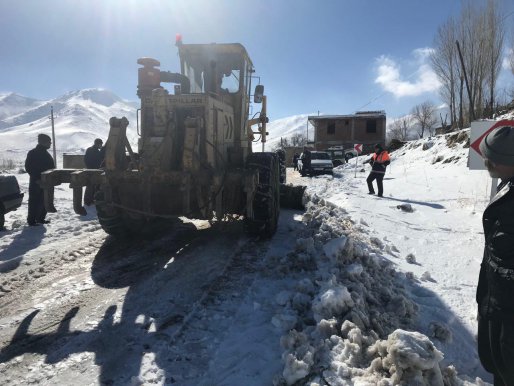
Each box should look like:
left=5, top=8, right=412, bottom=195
left=0, top=225, right=46, bottom=273
left=0, top=210, right=489, bottom=383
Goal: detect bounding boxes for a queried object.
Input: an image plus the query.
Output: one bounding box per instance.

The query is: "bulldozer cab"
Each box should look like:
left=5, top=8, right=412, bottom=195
left=178, top=43, right=254, bottom=135
left=136, top=42, right=264, bottom=171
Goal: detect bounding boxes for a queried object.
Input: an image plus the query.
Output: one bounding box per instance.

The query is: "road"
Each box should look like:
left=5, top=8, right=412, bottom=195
left=0, top=207, right=303, bottom=385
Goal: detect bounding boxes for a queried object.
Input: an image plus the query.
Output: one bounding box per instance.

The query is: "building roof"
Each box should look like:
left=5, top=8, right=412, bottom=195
left=308, top=111, right=386, bottom=121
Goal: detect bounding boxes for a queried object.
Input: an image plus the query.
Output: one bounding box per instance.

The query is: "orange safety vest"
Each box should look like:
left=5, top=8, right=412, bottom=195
left=372, top=151, right=390, bottom=163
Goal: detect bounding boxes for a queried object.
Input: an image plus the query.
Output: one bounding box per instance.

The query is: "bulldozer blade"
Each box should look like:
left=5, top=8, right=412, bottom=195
left=73, top=187, right=87, bottom=216
left=280, top=184, right=306, bottom=210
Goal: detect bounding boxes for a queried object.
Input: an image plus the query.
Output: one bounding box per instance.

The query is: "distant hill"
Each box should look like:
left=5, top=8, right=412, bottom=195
left=0, top=93, right=45, bottom=122
left=0, top=89, right=138, bottom=161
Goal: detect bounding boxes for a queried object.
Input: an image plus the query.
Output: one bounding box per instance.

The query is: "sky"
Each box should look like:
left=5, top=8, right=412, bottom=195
left=1, top=0, right=513, bottom=121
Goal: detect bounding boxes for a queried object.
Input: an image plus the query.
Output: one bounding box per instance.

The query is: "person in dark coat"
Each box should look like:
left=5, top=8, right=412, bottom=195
left=476, top=125, right=514, bottom=386
left=300, top=147, right=311, bottom=176
left=293, top=153, right=299, bottom=171
left=83, top=138, right=104, bottom=206
left=363, top=143, right=390, bottom=197
left=25, top=134, right=55, bottom=226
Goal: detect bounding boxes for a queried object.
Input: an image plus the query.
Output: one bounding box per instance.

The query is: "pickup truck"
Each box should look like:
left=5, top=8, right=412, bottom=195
left=298, top=151, right=334, bottom=176
left=0, top=175, right=24, bottom=229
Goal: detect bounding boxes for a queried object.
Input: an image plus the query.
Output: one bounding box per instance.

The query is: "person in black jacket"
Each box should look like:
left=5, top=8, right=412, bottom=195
left=83, top=138, right=104, bottom=205
left=476, top=125, right=514, bottom=385
left=25, top=134, right=55, bottom=226
left=363, top=144, right=390, bottom=197
left=293, top=153, right=299, bottom=171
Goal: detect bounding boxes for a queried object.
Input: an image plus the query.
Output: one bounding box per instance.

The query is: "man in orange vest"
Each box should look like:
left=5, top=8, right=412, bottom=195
left=364, top=143, right=390, bottom=197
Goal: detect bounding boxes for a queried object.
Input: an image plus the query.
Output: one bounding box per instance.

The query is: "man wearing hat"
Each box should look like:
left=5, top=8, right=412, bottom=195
left=83, top=138, right=105, bottom=205
left=363, top=143, right=390, bottom=197
left=476, top=125, right=514, bottom=385
left=25, top=134, right=55, bottom=226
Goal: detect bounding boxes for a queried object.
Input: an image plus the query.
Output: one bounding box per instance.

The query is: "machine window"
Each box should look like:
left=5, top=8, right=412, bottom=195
left=221, top=70, right=240, bottom=93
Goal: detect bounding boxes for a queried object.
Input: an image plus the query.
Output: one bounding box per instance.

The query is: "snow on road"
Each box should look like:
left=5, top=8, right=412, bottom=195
left=0, top=129, right=494, bottom=385
left=282, top=130, right=491, bottom=384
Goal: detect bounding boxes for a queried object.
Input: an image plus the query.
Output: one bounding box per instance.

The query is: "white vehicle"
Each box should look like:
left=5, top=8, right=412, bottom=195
left=298, top=151, right=333, bottom=176
left=326, top=146, right=358, bottom=166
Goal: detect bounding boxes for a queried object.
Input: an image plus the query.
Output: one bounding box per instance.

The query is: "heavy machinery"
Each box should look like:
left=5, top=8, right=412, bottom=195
left=0, top=175, right=24, bottom=230
left=41, top=40, right=282, bottom=237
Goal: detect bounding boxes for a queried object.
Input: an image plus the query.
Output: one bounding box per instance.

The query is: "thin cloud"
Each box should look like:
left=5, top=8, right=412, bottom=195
left=502, top=48, right=513, bottom=71
left=412, top=47, right=435, bottom=61
left=374, top=49, right=441, bottom=98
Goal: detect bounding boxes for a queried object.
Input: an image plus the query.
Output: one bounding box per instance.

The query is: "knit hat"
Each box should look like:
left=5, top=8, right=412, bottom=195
left=37, top=133, right=51, bottom=144
left=479, top=126, right=514, bottom=166
left=94, top=138, right=103, bottom=145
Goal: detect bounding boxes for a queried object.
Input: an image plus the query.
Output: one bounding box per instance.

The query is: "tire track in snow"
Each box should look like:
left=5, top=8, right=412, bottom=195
left=0, top=221, right=274, bottom=385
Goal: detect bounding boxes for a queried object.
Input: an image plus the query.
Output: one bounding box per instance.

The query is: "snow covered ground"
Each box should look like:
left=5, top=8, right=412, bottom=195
left=0, top=126, right=497, bottom=385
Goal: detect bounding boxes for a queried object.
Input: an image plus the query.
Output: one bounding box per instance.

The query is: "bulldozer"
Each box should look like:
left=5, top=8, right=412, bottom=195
left=41, top=40, right=286, bottom=237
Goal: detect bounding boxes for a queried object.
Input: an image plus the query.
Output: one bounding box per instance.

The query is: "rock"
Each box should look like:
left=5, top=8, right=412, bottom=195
left=397, top=204, right=414, bottom=213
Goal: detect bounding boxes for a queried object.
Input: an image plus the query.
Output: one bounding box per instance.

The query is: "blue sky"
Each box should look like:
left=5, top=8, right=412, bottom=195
left=1, top=0, right=513, bottom=120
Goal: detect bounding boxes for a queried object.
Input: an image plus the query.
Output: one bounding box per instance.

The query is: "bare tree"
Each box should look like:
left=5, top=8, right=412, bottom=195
left=388, top=116, right=412, bottom=141
left=411, top=101, right=438, bottom=138
left=432, top=0, right=506, bottom=125
left=458, top=0, right=505, bottom=120
left=458, top=2, right=485, bottom=121
left=484, top=0, right=505, bottom=117
left=272, top=133, right=308, bottom=151
left=431, top=18, right=459, bottom=129
left=290, top=133, right=308, bottom=147
left=510, top=26, right=514, bottom=75
left=272, top=137, right=290, bottom=151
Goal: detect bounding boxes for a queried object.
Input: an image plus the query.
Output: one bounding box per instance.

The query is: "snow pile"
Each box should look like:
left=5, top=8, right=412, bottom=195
left=273, top=196, right=480, bottom=385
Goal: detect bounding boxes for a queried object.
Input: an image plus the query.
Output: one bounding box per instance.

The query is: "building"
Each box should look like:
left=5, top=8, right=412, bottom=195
left=308, top=111, right=386, bottom=153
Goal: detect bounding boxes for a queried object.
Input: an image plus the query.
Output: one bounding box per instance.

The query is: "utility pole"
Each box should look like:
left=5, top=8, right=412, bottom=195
left=306, top=119, right=309, bottom=143
left=50, top=106, right=57, bottom=168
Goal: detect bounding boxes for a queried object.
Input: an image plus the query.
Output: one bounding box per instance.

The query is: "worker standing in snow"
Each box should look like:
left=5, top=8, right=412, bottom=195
left=301, top=147, right=311, bottom=176
left=293, top=152, right=299, bottom=171
left=476, top=125, right=514, bottom=385
left=363, top=143, right=390, bottom=197
left=83, top=138, right=105, bottom=206
left=25, top=134, right=55, bottom=226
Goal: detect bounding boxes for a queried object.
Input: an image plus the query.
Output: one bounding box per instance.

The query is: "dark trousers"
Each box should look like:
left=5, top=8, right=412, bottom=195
left=366, top=172, right=384, bottom=196
left=478, top=315, right=514, bottom=385
left=27, top=181, right=46, bottom=224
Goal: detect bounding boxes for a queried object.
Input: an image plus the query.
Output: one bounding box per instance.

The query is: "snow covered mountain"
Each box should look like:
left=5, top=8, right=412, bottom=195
left=0, top=89, right=138, bottom=161
left=259, top=113, right=312, bottom=150
left=0, top=93, right=45, bottom=122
